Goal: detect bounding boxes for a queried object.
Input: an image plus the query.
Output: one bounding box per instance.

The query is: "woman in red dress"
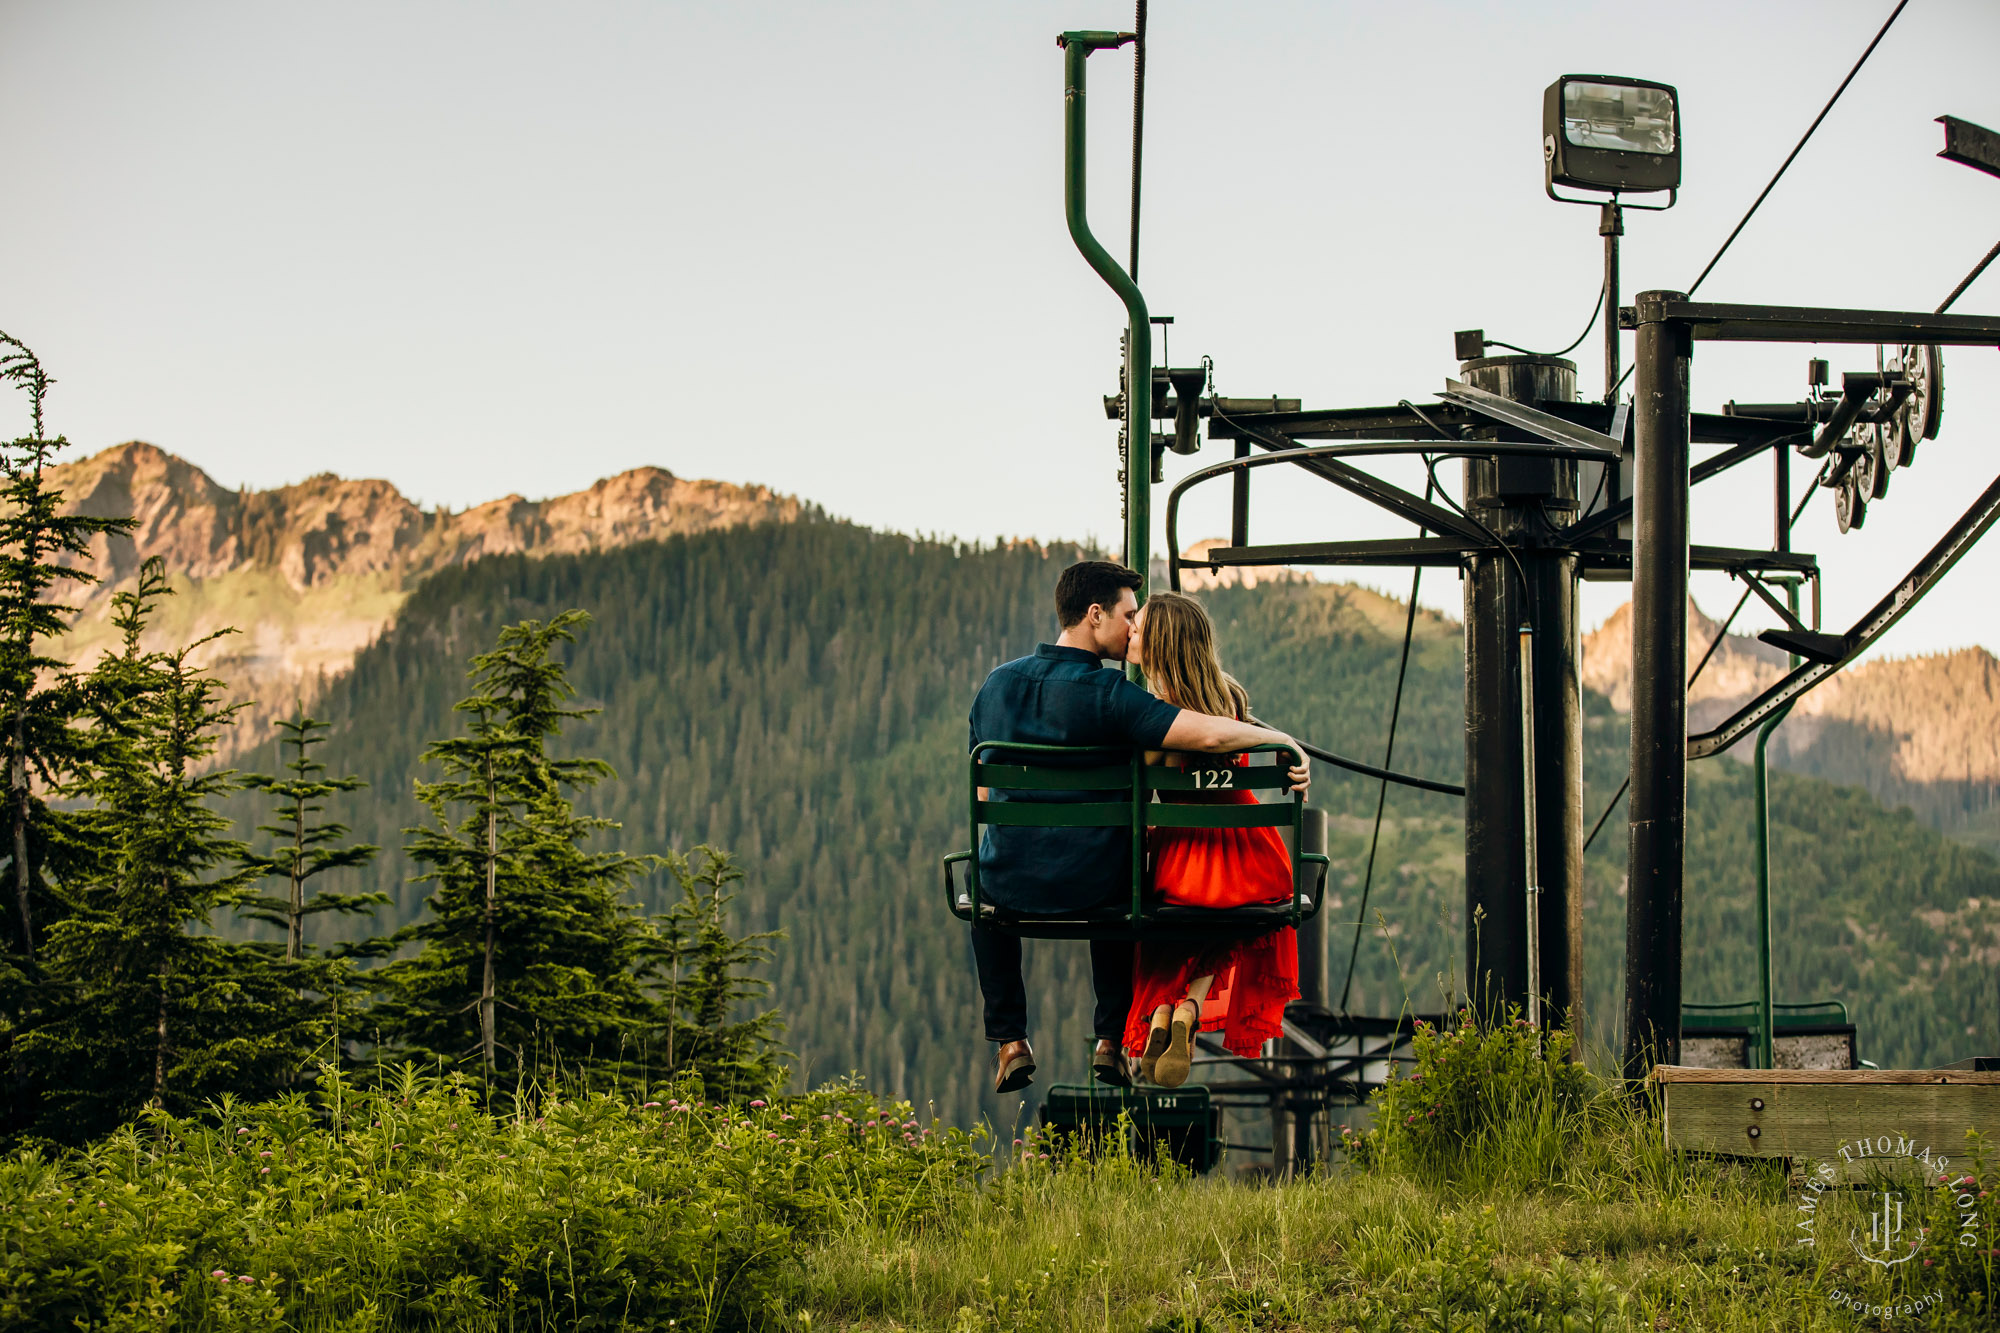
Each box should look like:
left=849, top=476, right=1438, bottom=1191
left=1121, top=592, right=1300, bottom=1087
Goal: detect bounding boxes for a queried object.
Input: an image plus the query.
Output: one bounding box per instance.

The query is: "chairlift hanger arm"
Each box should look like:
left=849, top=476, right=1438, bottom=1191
left=1688, top=461, right=2000, bottom=759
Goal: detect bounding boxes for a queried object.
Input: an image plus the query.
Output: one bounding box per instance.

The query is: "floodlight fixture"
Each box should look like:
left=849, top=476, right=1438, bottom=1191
left=1543, top=75, right=1680, bottom=206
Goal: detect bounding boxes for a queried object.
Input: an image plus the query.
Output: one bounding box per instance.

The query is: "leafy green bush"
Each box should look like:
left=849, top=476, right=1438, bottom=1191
left=0, top=1066, right=984, bottom=1331
left=1350, top=1010, right=1597, bottom=1185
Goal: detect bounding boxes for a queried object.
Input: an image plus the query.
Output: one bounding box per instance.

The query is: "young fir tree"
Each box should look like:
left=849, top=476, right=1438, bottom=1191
left=371, top=610, right=658, bottom=1083
left=19, top=561, right=336, bottom=1139
left=241, top=713, right=383, bottom=962
left=0, top=333, right=134, bottom=961
left=648, top=846, right=787, bottom=1101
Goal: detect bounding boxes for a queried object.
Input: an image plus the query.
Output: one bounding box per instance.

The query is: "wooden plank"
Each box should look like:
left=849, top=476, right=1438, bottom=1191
left=1653, top=1068, right=2000, bottom=1163
left=1657, top=1065, right=2000, bottom=1084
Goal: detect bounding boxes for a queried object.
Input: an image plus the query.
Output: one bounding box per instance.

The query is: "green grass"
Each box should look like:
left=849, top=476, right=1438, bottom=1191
left=787, top=1019, right=1999, bottom=1331
left=790, top=1122, right=1994, bottom=1332
left=4, top=1030, right=1994, bottom=1331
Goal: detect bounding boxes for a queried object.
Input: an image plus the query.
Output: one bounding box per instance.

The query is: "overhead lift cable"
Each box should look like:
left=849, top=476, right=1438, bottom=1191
left=1339, top=478, right=1431, bottom=1012
left=1935, top=239, right=2000, bottom=315
left=1686, top=0, right=1910, bottom=296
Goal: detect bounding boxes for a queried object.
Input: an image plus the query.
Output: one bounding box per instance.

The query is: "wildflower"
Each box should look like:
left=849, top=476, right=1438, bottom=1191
left=782, top=1114, right=795, bottom=1121
left=749, top=1099, right=767, bottom=1109
left=642, top=1102, right=660, bottom=1109
left=238, top=1275, right=254, bottom=1283
left=1013, top=1138, right=1024, bottom=1147
left=767, top=1132, right=779, bottom=1140
left=259, top=1151, right=272, bottom=1158
left=236, top=1128, right=250, bottom=1136
left=212, top=1269, right=227, bottom=1279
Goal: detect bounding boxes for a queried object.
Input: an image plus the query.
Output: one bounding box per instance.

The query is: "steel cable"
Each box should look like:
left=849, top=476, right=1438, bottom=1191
left=1338, top=479, right=1430, bottom=1012
left=1687, top=0, right=1910, bottom=296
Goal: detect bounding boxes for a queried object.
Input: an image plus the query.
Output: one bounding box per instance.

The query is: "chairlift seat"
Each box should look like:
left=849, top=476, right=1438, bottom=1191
left=943, top=741, right=1328, bottom=941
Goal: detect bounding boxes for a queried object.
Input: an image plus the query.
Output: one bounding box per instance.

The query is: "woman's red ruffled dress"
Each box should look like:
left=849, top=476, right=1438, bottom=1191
left=1121, top=759, right=1300, bottom=1060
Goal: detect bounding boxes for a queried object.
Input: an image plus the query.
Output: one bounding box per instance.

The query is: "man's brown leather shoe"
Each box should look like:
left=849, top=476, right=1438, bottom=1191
left=1091, top=1037, right=1134, bottom=1087
left=993, top=1038, right=1036, bottom=1094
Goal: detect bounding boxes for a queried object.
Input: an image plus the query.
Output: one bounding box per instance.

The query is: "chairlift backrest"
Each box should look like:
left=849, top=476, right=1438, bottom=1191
left=943, top=741, right=1327, bottom=941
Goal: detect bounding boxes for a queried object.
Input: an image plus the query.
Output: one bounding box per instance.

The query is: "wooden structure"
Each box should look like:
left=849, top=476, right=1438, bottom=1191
left=1652, top=1065, right=2000, bottom=1162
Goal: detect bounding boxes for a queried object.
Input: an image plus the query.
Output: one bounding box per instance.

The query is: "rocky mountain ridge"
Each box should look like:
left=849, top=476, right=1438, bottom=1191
left=47, top=442, right=804, bottom=745
left=1582, top=598, right=2000, bottom=846
left=34, top=443, right=1999, bottom=844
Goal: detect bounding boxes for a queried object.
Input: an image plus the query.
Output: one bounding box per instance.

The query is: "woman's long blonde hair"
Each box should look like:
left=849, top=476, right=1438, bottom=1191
left=1138, top=592, right=1249, bottom=720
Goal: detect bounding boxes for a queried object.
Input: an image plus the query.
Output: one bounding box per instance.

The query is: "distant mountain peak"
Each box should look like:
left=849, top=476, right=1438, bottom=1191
left=44, top=442, right=804, bottom=747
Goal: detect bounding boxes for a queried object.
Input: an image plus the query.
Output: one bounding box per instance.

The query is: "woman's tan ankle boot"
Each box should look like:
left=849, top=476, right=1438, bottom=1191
left=1152, top=998, right=1200, bottom=1088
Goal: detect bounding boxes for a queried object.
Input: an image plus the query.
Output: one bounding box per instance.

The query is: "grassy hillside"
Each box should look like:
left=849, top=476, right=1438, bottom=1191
left=216, top=520, right=2000, bottom=1126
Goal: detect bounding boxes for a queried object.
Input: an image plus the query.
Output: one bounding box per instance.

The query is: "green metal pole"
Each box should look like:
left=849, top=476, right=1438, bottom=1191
left=1059, top=30, right=1151, bottom=641
left=1752, top=581, right=1800, bottom=1068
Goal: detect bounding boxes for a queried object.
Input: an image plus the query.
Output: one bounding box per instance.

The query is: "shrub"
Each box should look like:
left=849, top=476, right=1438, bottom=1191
left=1350, top=1009, right=1597, bottom=1185
left=0, top=1066, right=984, bottom=1331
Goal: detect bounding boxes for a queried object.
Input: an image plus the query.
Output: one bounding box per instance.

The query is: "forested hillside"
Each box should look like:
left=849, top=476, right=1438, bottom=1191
left=220, top=519, right=2000, bottom=1128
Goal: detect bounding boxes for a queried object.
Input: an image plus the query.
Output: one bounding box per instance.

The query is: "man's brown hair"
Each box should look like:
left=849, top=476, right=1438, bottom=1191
left=1055, top=560, right=1142, bottom=627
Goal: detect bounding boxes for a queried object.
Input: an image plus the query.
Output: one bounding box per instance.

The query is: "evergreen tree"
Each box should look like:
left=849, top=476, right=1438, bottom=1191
left=241, top=713, right=383, bottom=962
left=0, top=333, right=134, bottom=959
left=648, top=846, right=786, bottom=1100
left=371, top=611, right=659, bottom=1082
left=18, top=561, right=335, bottom=1138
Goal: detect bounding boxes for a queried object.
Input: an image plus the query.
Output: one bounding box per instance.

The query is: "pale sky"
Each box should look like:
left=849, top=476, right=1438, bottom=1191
left=5, top=0, right=1999, bottom=660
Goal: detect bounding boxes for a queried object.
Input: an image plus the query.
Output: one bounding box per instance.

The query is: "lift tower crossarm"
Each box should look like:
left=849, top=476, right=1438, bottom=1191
left=1618, top=299, right=2000, bottom=346
left=1058, top=30, right=1151, bottom=626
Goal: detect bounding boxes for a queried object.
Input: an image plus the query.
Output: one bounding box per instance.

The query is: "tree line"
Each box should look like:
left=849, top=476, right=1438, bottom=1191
left=0, top=338, right=783, bottom=1145
left=3, top=327, right=1993, bottom=1140
left=279, top=521, right=2000, bottom=1127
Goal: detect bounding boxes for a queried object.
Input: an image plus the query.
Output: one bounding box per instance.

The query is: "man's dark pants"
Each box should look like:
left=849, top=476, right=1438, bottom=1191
left=970, top=921, right=1131, bottom=1044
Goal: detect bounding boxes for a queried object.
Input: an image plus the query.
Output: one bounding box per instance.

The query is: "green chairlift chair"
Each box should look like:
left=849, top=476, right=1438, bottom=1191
left=943, top=741, right=1328, bottom=941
